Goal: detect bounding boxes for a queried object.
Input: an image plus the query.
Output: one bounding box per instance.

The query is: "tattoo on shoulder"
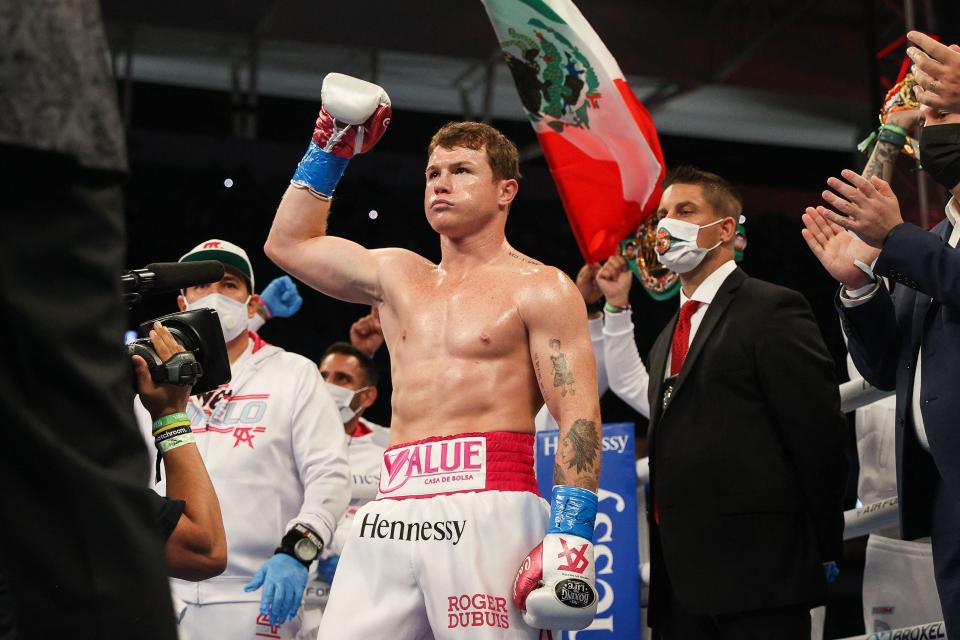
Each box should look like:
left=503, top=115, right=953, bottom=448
left=549, top=339, right=576, bottom=396
left=554, top=418, right=600, bottom=490
left=508, top=250, right=541, bottom=265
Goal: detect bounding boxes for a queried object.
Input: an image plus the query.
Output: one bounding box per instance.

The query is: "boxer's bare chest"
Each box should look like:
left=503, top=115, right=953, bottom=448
left=381, top=263, right=530, bottom=362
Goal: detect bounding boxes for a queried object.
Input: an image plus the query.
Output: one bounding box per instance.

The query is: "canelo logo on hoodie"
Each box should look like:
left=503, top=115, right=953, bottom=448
left=378, top=436, right=486, bottom=497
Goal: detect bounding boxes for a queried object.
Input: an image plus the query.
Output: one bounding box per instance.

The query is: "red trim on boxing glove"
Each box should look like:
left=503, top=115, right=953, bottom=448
left=513, top=541, right=543, bottom=611
left=311, top=102, right=392, bottom=159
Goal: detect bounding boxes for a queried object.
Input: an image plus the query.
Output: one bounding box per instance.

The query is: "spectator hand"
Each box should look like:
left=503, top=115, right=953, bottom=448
left=244, top=553, right=308, bottom=626
left=350, top=307, right=384, bottom=357
left=907, top=31, right=960, bottom=114
left=260, top=275, right=303, bottom=319
left=596, top=255, right=632, bottom=307
left=819, top=170, right=904, bottom=248
left=316, top=555, right=340, bottom=585
left=132, top=322, right=192, bottom=419
left=574, top=263, right=603, bottom=306
left=801, top=206, right=879, bottom=289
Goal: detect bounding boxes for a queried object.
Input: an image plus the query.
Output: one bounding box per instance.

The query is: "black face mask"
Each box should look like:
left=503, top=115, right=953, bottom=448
left=919, top=123, right=960, bottom=191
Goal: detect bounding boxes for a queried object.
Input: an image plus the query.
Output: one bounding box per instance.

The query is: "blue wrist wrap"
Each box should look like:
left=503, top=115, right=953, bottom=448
left=291, top=140, right=350, bottom=198
left=547, top=485, right=598, bottom=541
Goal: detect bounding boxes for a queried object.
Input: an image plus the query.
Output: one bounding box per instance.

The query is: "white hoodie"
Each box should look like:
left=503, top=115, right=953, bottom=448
left=137, top=332, right=350, bottom=604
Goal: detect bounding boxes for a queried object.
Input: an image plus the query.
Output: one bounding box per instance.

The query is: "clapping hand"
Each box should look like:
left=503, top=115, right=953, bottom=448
left=801, top=207, right=880, bottom=289
left=818, top=170, right=904, bottom=249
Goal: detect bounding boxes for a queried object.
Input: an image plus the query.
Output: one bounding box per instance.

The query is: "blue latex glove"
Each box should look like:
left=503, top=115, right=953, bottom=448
left=316, top=554, right=339, bottom=585
left=260, top=276, right=303, bottom=318
left=823, top=561, right=840, bottom=584
left=244, top=553, right=308, bottom=625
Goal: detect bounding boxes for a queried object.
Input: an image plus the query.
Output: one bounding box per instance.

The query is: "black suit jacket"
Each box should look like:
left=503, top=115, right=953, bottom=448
left=646, top=267, right=848, bottom=618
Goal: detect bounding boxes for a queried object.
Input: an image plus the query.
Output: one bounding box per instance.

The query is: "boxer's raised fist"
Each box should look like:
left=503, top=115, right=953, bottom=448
left=314, top=73, right=392, bottom=158
left=291, top=73, right=391, bottom=199
left=513, top=486, right=598, bottom=630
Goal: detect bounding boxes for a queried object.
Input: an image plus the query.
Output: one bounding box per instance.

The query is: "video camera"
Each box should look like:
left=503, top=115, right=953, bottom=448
left=123, top=260, right=231, bottom=394
left=127, top=309, right=231, bottom=395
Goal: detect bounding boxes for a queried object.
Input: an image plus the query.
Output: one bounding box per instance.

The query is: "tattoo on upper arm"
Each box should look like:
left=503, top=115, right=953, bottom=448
left=553, top=418, right=600, bottom=490
left=863, top=141, right=900, bottom=182
left=549, top=339, right=576, bottom=397
left=534, top=352, right=546, bottom=394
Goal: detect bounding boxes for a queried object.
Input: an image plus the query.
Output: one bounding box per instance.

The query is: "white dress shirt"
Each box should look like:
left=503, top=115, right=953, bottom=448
left=670, top=259, right=739, bottom=377
left=841, top=197, right=960, bottom=452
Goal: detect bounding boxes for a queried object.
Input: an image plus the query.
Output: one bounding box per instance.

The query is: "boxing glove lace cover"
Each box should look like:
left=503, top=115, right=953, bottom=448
left=513, top=485, right=599, bottom=630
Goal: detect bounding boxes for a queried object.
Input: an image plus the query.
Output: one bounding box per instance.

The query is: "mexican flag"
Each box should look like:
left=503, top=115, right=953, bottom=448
left=481, top=0, right=665, bottom=262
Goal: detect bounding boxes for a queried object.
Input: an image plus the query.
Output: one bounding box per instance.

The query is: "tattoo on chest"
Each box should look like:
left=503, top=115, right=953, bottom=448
left=508, top=251, right=541, bottom=265
left=549, top=338, right=575, bottom=396
left=553, top=418, right=600, bottom=489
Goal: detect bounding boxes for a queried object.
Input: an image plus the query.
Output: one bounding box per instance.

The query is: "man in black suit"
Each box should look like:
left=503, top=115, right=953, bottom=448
left=638, top=167, right=848, bottom=639
left=803, top=105, right=960, bottom=637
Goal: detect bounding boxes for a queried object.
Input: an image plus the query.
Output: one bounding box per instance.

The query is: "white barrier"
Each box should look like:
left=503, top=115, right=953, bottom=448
left=837, top=620, right=947, bottom=639
left=840, top=378, right=895, bottom=413
left=843, top=496, right=900, bottom=540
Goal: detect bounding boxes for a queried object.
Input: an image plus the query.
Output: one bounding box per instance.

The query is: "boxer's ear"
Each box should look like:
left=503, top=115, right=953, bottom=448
left=498, top=178, right=519, bottom=210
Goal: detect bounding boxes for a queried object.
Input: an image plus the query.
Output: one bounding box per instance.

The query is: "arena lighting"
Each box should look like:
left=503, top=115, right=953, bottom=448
left=368, top=209, right=379, bottom=220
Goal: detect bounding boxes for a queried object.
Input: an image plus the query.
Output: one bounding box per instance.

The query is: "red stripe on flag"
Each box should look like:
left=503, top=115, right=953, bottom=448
left=537, top=80, right=664, bottom=262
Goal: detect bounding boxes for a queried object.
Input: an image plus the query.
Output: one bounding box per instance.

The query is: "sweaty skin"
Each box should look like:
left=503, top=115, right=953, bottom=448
left=265, top=144, right=601, bottom=490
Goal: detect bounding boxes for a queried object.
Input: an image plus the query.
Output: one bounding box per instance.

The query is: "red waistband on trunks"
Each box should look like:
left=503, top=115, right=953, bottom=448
left=376, top=431, right=540, bottom=500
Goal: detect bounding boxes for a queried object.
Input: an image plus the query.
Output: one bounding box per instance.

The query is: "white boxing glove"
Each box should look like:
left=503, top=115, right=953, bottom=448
left=513, top=486, right=599, bottom=630
left=291, top=73, right=391, bottom=199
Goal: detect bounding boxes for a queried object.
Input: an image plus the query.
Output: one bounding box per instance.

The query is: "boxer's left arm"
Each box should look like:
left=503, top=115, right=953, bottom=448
left=515, top=268, right=601, bottom=630
left=524, top=269, right=601, bottom=490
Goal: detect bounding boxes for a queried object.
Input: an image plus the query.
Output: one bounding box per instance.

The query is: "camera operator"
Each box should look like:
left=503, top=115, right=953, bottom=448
left=136, top=239, right=349, bottom=640
left=132, top=321, right=227, bottom=580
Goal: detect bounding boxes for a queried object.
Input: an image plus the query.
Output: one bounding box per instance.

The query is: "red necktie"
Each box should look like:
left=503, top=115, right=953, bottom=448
left=671, top=300, right=702, bottom=376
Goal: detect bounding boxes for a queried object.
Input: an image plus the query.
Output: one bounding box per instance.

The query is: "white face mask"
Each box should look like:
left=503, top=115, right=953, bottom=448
left=655, top=217, right=725, bottom=274
left=324, top=381, right=371, bottom=424
left=186, top=293, right=250, bottom=342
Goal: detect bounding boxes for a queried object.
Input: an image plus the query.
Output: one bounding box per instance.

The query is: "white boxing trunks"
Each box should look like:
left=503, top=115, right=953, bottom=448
left=316, top=431, right=554, bottom=639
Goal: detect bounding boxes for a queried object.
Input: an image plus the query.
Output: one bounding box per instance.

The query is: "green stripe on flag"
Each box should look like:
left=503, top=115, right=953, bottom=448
left=517, top=0, right=565, bottom=23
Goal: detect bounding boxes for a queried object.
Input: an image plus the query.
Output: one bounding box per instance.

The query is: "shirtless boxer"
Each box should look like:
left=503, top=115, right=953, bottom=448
left=265, top=73, right=601, bottom=638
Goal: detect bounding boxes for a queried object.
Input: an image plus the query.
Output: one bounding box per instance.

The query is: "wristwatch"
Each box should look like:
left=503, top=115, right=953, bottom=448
left=276, top=524, right=324, bottom=567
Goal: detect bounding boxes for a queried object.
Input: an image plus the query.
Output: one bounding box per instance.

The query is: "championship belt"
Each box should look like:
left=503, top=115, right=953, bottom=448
left=619, top=210, right=680, bottom=301
left=619, top=213, right=747, bottom=301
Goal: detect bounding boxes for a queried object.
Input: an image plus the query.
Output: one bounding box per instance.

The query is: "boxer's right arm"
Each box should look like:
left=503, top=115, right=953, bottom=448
left=265, top=73, right=394, bottom=305
left=266, top=187, right=388, bottom=304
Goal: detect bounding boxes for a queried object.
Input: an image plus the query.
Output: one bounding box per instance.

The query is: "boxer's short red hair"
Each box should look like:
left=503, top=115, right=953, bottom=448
left=428, top=122, right=521, bottom=182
